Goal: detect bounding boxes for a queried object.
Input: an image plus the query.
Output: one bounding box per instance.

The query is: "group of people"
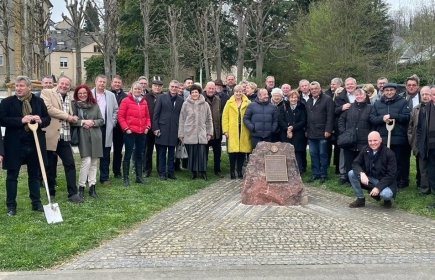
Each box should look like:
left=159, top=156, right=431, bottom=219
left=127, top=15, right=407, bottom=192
left=2, top=72, right=434, bottom=216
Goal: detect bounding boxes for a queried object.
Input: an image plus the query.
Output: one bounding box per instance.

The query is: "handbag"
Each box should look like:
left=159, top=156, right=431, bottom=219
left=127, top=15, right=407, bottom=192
left=70, top=126, right=80, bottom=146
left=175, top=141, right=188, bottom=159
left=337, top=126, right=357, bottom=148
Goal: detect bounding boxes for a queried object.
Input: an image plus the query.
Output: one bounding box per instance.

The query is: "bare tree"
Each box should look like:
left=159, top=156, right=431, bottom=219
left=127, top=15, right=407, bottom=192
left=87, top=0, right=119, bottom=80
left=231, top=3, right=247, bottom=82
left=0, top=0, right=16, bottom=83
left=139, top=0, right=155, bottom=80
left=64, top=0, right=86, bottom=85
left=165, top=5, right=184, bottom=80
left=210, top=0, right=224, bottom=80
left=32, top=0, right=51, bottom=77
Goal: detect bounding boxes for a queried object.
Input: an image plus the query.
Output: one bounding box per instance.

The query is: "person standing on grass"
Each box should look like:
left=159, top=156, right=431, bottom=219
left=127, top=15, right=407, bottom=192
left=348, top=131, right=397, bottom=209
left=222, top=85, right=252, bottom=179
left=178, top=84, right=213, bottom=181
left=41, top=75, right=83, bottom=203
left=118, top=82, right=151, bottom=186
left=91, top=74, right=119, bottom=186
left=153, top=80, right=184, bottom=181
left=0, top=76, right=50, bottom=216
left=71, top=85, right=104, bottom=199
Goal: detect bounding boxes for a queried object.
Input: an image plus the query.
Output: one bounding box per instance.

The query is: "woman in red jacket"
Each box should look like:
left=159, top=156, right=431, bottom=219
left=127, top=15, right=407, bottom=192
left=118, top=81, right=151, bottom=186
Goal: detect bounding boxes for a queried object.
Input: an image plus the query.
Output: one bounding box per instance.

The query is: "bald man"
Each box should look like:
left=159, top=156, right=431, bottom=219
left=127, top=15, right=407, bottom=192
left=348, top=131, right=397, bottom=209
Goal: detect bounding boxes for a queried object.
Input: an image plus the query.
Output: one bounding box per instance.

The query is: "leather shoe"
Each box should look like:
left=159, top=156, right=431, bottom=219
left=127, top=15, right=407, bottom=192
left=144, top=171, right=151, bottom=178
left=383, top=200, right=392, bottom=209
left=338, top=177, right=348, bottom=185
left=101, top=181, right=111, bottom=186
left=214, top=172, right=224, bottom=178
left=7, top=208, right=16, bottom=216
left=307, top=176, right=319, bottom=183
left=190, top=172, right=197, bottom=180
left=114, top=174, right=122, bottom=179
left=319, top=177, right=326, bottom=184
left=32, top=203, right=44, bottom=212
left=159, top=174, right=167, bottom=181
left=426, top=203, right=435, bottom=209
left=168, top=173, right=177, bottom=180
left=68, top=194, right=84, bottom=203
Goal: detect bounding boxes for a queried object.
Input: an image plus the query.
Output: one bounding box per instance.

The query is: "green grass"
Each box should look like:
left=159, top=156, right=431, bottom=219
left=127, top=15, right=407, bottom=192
left=301, top=153, right=435, bottom=219
left=0, top=153, right=229, bottom=271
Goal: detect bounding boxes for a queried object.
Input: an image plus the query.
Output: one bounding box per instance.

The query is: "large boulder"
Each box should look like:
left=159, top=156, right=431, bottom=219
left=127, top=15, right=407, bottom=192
left=241, top=142, right=308, bottom=206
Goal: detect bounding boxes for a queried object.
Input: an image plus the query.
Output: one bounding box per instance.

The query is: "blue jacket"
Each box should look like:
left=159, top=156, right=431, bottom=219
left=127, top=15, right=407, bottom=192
left=243, top=98, right=278, bottom=138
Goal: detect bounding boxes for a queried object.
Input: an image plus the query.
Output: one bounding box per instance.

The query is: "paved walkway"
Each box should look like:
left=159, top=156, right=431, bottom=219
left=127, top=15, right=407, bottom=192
left=53, top=178, right=435, bottom=270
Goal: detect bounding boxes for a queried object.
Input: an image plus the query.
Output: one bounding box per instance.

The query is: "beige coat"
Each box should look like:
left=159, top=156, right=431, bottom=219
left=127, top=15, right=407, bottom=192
left=41, top=88, right=74, bottom=151
left=178, top=95, right=213, bottom=144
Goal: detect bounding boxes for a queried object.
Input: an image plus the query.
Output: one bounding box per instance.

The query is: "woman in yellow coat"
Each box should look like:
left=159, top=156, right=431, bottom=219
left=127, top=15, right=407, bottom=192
left=222, top=85, right=252, bottom=179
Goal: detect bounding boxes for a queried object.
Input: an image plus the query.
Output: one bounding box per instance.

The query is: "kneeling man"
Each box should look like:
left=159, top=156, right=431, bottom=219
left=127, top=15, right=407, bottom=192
left=348, top=131, right=397, bottom=208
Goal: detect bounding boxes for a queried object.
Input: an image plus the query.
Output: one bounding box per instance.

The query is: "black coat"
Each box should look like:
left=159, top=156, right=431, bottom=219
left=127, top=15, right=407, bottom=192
left=278, top=101, right=307, bottom=151
left=243, top=98, right=278, bottom=138
left=152, top=93, right=184, bottom=147
left=352, top=144, right=398, bottom=196
left=338, top=102, right=373, bottom=151
left=145, top=91, right=161, bottom=130
left=305, top=93, right=335, bottom=139
left=0, top=95, right=51, bottom=170
left=111, top=88, right=128, bottom=129
left=370, top=94, right=410, bottom=145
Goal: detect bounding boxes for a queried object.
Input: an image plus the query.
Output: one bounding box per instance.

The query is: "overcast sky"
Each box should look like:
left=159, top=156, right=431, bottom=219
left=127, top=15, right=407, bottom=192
left=50, top=0, right=429, bottom=23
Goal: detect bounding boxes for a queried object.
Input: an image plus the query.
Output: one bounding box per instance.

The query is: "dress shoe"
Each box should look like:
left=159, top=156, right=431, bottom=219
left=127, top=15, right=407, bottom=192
left=319, top=177, right=326, bottom=184
left=168, top=173, right=177, bottom=180
left=144, top=171, right=151, bottom=178
left=101, top=181, right=111, bottom=186
left=32, top=203, right=44, bottom=212
left=230, top=171, right=236, bottom=180
left=214, top=172, right=224, bottom=178
left=114, top=174, right=123, bottom=179
left=338, top=177, right=348, bottom=185
left=68, top=194, right=84, bottom=203
left=383, top=200, right=392, bottom=209
left=370, top=195, right=381, bottom=201
left=6, top=208, right=16, bottom=216
left=237, top=171, right=243, bottom=179
left=426, top=202, right=435, bottom=209
left=159, top=174, right=167, bottom=181
left=397, top=180, right=409, bottom=188
left=191, top=172, right=197, bottom=180
left=349, top=197, right=365, bottom=208
left=306, top=176, right=319, bottom=183
left=416, top=191, right=430, bottom=196
left=50, top=196, right=56, bottom=203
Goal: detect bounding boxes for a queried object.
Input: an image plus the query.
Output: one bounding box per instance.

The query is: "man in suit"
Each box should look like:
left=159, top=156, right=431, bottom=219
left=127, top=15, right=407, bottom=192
left=91, top=74, right=119, bottom=185
left=152, top=80, right=184, bottom=180
left=0, top=76, right=50, bottom=216
left=41, top=75, right=83, bottom=203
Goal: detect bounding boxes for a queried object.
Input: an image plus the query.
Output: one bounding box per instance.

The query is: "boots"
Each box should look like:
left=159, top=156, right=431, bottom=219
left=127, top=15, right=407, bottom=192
left=229, top=156, right=236, bottom=180
left=349, top=197, right=365, bottom=208
left=135, top=162, right=147, bottom=184
left=123, top=161, right=130, bottom=187
left=237, top=171, right=243, bottom=179
left=230, top=171, right=236, bottom=180
left=200, top=171, right=208, bottom=181
left=78, top=186, right=85, bottom=200
left=89, top=185, right=98, bottom=198
left=191, top=171, right=197, bottom=180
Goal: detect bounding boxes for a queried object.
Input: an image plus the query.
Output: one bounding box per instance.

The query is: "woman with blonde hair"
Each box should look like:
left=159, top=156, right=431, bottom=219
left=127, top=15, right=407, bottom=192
left=363, top=83, right=378, bottom=105
left=246, top=82, right=257, bottom=102
left=222, top=85, right=252, bottom=179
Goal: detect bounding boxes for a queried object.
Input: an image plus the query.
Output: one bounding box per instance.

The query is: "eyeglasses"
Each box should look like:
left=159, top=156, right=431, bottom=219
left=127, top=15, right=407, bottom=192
left=407, top=84, right=418, bottom=87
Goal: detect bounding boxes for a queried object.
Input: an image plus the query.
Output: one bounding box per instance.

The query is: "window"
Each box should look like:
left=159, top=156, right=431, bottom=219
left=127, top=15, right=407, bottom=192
left=93, top=45, right=101, bottom=53
left=0, top=56, right=3, bottom=66
left=60, top=57, right=68, bottom=68
left=83, top=58, right=88, bottom=68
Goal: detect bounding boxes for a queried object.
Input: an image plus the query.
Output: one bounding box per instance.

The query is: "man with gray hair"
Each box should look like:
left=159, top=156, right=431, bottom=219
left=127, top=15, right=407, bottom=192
left=264, top=76, right=275, bottom=96
left=325, top=77, right=342, bottom=98
left=376, top=77, right=388, bottom=96
left=306, top=81, right=335, bottom=183
left=0, top=76, right=51, bottom=215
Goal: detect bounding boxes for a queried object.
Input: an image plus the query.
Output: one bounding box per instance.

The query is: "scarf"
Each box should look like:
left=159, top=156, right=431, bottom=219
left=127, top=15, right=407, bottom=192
left=75, top=100, right=94, bottom=109
left=57, top=92, right=71, bottom=141
left=20, top=92, right=33, bottom=131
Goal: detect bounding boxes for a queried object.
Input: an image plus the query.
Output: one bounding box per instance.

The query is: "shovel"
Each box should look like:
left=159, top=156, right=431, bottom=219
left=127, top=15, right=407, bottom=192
left=386, top=119, right=395, bottom=148
left=28, top=122, right=63, bottom=224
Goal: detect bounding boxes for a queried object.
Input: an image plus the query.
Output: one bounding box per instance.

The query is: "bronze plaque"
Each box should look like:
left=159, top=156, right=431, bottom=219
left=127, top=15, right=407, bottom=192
left=265, top=155, right=288, bottom=182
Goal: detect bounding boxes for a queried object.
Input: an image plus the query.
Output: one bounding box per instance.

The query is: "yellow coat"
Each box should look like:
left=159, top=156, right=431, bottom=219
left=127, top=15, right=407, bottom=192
left=222, top=94, right=252, bottom=153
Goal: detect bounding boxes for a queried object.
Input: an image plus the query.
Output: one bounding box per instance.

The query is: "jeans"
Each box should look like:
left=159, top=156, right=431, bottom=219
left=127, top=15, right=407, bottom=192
left=348, top=170, right=393, bottom=200
left=47, top=139, right=77, bottom=198
left=308, top=138, right=329, bottom=178
left=99, top=125, right=112, bottom=183
left=6, top=144, right=41, bottom=209
left=158, top=145, right=175, bottom=175
left=123, top=132, right=146, bottom=164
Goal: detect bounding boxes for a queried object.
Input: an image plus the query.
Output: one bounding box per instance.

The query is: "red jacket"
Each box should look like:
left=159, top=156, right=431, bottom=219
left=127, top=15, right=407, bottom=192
left=118, top=93, right=151, bottom=133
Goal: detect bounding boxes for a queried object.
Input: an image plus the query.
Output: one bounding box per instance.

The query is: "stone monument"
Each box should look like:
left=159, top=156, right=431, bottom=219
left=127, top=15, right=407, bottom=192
left=241, top=142, right=308, bottom=206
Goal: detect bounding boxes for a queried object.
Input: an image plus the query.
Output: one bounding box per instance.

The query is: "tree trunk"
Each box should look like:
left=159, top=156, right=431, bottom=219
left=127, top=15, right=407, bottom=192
left=236, top=12, right=246, bottom=82
left=140, top=0, right=153, bottom=79
left=211, top=3, right=222, bottom=80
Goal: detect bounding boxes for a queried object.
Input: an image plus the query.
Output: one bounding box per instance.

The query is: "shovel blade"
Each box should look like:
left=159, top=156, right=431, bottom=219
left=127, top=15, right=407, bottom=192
left=43, top=203, right=63, bottom=224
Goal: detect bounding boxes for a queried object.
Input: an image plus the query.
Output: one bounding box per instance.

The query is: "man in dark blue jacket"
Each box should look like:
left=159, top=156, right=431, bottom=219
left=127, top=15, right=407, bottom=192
left=306, top=81, right=335, bottom=183
left=243, top=88, right=278, bottom=148
left=370, top=83, right=410, bottom=188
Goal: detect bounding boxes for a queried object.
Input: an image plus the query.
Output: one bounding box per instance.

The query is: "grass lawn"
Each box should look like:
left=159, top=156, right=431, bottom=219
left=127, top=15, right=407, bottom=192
left=1, top=149, right=434, bottom=271
left=0, top=153, right=229, bottom=271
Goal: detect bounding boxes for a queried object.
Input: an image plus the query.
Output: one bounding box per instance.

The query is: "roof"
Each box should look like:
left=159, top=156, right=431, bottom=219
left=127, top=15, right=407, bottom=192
left=49, top=28, right=96, bottom=52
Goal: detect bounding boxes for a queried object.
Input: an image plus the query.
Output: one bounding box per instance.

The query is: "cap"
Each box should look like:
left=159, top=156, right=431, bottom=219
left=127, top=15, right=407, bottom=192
left=383, top=82, right=397, bottom=89
left=152, top=80, right=163, bottom=85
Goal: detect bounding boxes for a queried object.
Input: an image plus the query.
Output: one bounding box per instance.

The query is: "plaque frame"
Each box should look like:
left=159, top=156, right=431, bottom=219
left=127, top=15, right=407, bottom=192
left=264, top=155, right=288, bottom=182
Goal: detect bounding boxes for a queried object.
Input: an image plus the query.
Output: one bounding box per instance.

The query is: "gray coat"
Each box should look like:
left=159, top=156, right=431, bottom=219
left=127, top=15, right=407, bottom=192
left=178, top=95, right=213, bottom=144
left=71, top=101, right=104, bottom=158
left=153, top=93, right=184, bottom=147
left=91, top=88, right=119, bottom=147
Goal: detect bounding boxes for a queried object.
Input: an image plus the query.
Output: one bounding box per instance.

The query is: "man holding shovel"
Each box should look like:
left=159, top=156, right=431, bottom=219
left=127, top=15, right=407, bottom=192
left=0, top=76, right=51, bottom=216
